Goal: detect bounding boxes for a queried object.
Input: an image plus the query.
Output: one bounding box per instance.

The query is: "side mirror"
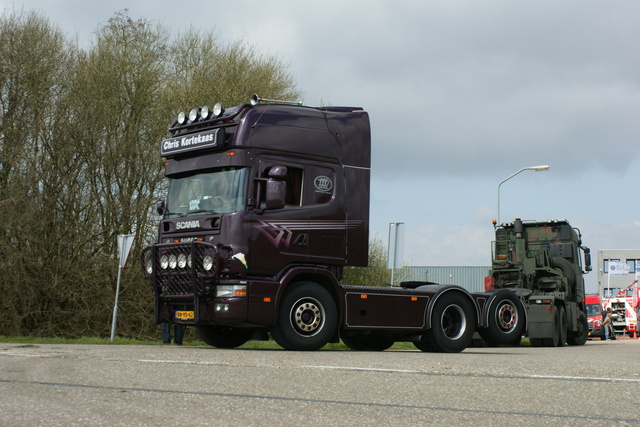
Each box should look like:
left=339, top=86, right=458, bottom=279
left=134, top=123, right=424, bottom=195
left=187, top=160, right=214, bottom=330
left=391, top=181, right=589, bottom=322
left=265, top=180, right=286, bottom=210
left=268, top=165, right=287, bottom=179
left=265, top=166, right=288, bottom=210
left=156, top=200, right=165, bottom=216
left=583, top=247, right=592, bottom=272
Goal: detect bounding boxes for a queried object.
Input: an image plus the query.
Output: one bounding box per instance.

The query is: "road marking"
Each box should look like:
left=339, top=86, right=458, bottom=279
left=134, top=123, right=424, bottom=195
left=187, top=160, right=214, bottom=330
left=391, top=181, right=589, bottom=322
left=4, top=350, right=640, bottom=383
left=305, top=364, right=640, bottom=383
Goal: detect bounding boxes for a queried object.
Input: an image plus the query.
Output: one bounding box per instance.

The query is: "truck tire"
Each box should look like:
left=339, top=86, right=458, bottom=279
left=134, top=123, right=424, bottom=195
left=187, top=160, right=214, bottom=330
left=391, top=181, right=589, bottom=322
left=418, top=292, right=475, bottom=353
left=567, top=311, right=588, bottom=346
left=478, top=290, right=525, bottom=346
left=195, top=325, right=253, bottom=348
left=271, top=282, right=337, bottom=351
left=558, top=306, right=567, bottom=347
left=342, top=336, right=394, bottom=351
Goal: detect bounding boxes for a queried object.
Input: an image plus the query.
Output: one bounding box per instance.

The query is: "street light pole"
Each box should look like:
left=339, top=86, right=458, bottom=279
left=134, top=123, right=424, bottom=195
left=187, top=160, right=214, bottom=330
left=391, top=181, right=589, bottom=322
left=497, top=165, right=549, bottom=225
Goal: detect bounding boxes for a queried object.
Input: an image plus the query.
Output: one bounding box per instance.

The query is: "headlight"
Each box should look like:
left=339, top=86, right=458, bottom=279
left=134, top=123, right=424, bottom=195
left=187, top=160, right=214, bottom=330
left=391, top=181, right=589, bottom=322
left=145, top=260, right=153, bottom=275
left=216, top=285, right=247, bottom=297
left=160, top=255, right=169, bottom=270
left=169, top=254, right=177, bottom=269
left=178, top=253, right=187, bottom=269
left=203, top=255, right=213, bottom=271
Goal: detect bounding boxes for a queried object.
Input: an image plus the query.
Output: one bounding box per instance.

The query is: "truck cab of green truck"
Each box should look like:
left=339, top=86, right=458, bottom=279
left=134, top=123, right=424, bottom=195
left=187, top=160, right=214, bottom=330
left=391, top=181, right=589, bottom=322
left=484, top=218, right=592, bottom=347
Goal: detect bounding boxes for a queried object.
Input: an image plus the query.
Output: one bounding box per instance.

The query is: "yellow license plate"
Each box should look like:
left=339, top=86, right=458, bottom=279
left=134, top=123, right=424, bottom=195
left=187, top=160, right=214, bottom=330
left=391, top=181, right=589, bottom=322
left=175, top=311, right=194, bottom=319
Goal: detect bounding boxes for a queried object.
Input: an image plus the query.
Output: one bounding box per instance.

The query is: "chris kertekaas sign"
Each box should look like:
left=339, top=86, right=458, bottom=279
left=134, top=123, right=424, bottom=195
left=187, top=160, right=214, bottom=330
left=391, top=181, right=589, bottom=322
left=160, top=129, right=221, bottom=156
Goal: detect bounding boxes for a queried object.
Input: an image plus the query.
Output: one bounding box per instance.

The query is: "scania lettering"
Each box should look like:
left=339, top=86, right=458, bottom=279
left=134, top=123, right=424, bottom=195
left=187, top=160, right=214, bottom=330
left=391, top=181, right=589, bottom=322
left=176, top=220, right=200, bottom=230
left=141, top=96, right=550, bottom=352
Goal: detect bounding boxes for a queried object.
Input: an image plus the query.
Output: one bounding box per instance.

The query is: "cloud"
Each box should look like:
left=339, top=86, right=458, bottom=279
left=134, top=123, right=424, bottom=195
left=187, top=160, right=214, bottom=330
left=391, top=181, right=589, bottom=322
left=6, top=0, right=638, bottom=292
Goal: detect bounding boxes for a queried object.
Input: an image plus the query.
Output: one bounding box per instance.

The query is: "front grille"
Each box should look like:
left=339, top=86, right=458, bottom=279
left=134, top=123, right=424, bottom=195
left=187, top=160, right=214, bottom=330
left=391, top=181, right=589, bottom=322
left=142, top=242, right=219, bottom=297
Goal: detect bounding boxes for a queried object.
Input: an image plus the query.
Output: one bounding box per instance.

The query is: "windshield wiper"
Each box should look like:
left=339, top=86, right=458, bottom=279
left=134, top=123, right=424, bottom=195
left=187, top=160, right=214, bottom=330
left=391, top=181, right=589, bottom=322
left=188, top=209, right=218, bottom=215
left=164, top=211, right=186, bottom=218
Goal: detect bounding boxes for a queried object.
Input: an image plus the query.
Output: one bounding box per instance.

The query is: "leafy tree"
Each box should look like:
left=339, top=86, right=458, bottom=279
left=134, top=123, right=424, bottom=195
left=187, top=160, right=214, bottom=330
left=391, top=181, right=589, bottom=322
left=0, top=10, right=300, bottom=338
left=341, top=237, right=392, bottom=287
left=0, top=10, right=77, bottom=336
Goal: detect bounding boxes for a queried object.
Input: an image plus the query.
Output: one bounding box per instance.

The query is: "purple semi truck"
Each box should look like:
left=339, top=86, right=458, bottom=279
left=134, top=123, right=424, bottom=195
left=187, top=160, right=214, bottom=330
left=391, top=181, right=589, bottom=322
left=141, top=94, right=524, bottom=352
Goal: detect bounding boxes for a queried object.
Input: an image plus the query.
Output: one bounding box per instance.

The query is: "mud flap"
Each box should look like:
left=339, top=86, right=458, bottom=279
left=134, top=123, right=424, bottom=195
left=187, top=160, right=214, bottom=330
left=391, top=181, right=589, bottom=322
left=527, top=304, right=554, bottom=339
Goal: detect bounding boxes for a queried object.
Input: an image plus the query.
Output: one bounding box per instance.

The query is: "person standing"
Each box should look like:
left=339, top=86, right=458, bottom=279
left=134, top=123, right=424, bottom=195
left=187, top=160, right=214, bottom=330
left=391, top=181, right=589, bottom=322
left=602, top=307, right=614, bottom=340
left=162, top=323, right=184, bottom=345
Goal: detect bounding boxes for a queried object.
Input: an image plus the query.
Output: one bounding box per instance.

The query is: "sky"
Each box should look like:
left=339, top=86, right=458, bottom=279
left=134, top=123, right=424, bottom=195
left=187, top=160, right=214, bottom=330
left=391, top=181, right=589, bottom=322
left=5, top=0, right=640, bottom=293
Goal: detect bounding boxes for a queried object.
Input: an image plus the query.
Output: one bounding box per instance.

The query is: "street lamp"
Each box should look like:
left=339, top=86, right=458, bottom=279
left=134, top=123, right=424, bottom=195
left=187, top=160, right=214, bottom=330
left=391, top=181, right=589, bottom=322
left=497, top=165, right=549, bottom=225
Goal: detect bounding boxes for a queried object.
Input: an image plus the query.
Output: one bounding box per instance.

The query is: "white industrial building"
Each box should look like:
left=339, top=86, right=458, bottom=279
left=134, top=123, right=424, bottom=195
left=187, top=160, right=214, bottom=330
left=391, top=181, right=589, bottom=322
left=596, top=249, right=640, bottom=298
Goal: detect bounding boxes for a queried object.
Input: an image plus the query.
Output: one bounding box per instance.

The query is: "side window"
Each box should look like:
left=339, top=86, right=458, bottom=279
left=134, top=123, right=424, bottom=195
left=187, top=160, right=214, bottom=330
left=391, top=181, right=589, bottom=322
left=282, top=167, right=303, bottom=206
left=257, top=161, right=335, bottom=208
left=260, top=165, right=304, bottom=207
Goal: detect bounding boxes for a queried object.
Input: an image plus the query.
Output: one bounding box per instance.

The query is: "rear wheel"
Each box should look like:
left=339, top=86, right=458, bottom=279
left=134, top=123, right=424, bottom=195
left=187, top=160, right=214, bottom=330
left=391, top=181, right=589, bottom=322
left=195, top=325, right=253, bottom=348
left=567, top=311, right=588, bottom=346
left=271, top=282, right=337, bottom=351
left=419, top=292, right=475, bottom=353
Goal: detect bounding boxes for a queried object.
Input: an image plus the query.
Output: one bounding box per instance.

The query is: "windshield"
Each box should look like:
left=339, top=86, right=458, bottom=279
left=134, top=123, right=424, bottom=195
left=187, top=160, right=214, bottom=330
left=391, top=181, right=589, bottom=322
left=586, top=304, right=601, bottom=316
left=165, top=167, right=249, bottom=217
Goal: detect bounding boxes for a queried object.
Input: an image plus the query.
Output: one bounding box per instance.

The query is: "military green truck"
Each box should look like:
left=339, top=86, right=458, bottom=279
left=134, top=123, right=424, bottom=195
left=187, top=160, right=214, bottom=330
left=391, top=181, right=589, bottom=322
left=482, top=218, right=592, bottom=347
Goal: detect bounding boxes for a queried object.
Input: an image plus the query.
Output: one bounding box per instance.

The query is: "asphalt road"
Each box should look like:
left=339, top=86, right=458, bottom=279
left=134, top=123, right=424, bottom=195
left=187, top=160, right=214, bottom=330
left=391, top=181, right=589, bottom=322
left=1, top=339, right=639, bottom=426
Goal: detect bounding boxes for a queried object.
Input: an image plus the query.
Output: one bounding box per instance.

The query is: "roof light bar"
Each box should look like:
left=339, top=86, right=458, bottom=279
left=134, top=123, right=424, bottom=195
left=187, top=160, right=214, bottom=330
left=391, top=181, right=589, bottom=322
left=175, top=102, right=230, bottom=127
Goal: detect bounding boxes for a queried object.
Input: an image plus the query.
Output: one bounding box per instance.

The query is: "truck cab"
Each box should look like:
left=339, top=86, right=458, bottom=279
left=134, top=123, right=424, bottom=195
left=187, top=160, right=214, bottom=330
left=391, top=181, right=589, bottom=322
left=585, top=294, right=605, bottom=339
left=484, top=218, right=592, bottom=347
left=142, top=96, right=371, bottom=348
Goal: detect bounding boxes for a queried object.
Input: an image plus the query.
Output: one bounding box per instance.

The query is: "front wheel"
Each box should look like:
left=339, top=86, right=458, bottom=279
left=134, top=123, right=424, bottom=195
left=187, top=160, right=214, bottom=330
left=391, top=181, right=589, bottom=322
left=558, top=306, right=567, bottom=347
left=567, top=311, right=588, bottom=346
left=271, top=282, right=337, bottom=351
left=195, top=325, right=253, bottom=348
left=478, top=290, right=525, bottom=346
left=419, top=292, right=475, bottom=353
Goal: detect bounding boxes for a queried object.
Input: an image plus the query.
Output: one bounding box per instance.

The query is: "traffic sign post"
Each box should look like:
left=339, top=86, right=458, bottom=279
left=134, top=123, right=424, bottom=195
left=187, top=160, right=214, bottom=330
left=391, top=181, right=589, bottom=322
left=111, top=234, right=135, bottom=342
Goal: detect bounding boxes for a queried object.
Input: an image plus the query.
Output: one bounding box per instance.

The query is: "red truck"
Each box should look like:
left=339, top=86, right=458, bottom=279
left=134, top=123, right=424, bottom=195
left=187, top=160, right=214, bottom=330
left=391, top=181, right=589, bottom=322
left=141, top=95, right=534, bottom=352
left=585, top=294, right=605, bottom=339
